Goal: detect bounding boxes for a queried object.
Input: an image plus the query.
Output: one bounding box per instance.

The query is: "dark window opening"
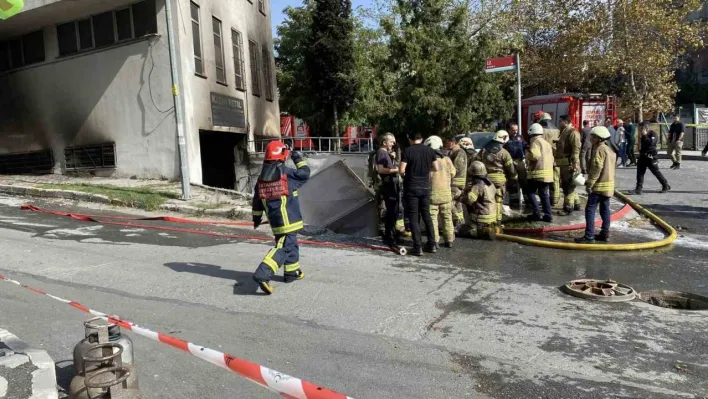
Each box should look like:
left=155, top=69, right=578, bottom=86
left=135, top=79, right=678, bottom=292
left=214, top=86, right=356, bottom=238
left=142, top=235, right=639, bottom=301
left=116, top=8, right=133, bottom=41
left=8, top=39, right=22, bottom=69
left=231, top=29, right=245, bottom=91
left=248, top=39, right=261, bottom=96
left=191, top=2, right=203, bottom=75
left=213, top=17, right=226, bottom=84
left=21, top=30, right=45, bottom=65
left=93, top=12, right=116, bottom=48
left=57, top=22, right=78, bottom=55
left=0, top=42, right=9, bottom=72
left=132, top=0, right=157, bottom=37
left=262, top=46, right=273, bottom=101
left=78, top=19, right=94, bottom=50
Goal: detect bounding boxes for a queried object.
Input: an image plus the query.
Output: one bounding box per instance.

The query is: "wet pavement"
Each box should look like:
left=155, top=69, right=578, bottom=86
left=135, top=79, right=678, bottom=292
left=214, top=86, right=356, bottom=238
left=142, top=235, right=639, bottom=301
left=0, top=160, right=706, bottom=398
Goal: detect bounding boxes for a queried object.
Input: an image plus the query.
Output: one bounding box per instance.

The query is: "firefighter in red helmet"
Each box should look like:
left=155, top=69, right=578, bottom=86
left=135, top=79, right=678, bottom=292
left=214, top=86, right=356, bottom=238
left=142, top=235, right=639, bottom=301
left=251, top=140, right=310, bottom=295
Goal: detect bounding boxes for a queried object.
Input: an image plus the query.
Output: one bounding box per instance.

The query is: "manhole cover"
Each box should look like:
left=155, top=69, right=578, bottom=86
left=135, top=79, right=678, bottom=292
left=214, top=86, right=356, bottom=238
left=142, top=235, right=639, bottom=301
left=638, top=290, right=708, bottom=311
left=562, top=279, right=636, bottom=302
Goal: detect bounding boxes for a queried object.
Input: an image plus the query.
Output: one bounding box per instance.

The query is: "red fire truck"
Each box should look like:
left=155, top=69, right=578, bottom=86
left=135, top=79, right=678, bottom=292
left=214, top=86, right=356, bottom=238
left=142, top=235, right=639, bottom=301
left=521, top=93, right=617, bottom=135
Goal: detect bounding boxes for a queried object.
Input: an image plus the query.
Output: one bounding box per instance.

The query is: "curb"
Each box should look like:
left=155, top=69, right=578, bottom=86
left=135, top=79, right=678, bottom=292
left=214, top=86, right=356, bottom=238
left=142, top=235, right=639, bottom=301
left=0, top=328, right=58, bottom=399
left=656, top=153, right=706, bottom=162
left=0, top=184, right=251, bottom=219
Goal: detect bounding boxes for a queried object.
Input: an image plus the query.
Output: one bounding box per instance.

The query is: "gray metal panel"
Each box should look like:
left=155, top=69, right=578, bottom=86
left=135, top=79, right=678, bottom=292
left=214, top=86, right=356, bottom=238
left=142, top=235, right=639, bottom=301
left=325, top=199, right=379, bottom=237
left=299, top=160, right=373, bottom=229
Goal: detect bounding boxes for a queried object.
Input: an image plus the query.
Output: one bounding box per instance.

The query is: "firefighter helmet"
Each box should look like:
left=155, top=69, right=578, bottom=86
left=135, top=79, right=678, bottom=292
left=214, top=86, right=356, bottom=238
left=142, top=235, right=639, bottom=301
left=265, top=140, right=290, bottom=161
left=528, top=123, right=544, bottom=136
left=493, top=130, right=509, bottom=143
left=532, top=110, right=544, bottom=121
left=540, top=112, right=552, bottom=122
left=424, top=135, right=443, bottom=150
left=459, top=137, right=474, bottom=150
left=591, top=126, right=611, bottom=140
left=470, top=161, right=487, bottom=177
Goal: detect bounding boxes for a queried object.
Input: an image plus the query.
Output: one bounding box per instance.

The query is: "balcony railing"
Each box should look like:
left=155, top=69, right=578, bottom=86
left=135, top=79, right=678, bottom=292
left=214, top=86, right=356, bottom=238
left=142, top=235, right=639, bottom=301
left=250, top=137, right=374, bottom=154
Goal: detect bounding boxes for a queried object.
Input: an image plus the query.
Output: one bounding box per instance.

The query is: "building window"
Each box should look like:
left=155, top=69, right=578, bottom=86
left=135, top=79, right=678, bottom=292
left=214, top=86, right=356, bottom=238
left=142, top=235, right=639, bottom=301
left=248, top=39, right=261, bottom=96
left=55, top=0, right=157, bottom=56
left=231, top=29, right=245, bottom=91
left=190, top=2, right=204, bottom=76
left=258, top=0, right=266, bottom=15
left=262, top=46, right=274, bottom=101
left=212, top=17, right=226, bottom=84
left=0, top=30, right=45, bottom=72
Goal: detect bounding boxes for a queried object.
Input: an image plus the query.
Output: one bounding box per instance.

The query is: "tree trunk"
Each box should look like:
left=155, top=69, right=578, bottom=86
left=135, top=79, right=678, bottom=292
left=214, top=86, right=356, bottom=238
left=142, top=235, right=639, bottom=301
left=638, top=102, right=643, bottom=123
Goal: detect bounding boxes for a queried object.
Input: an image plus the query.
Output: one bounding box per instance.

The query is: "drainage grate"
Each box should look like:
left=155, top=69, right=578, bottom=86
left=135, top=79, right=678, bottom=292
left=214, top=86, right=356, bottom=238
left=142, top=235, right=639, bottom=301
left=0, top=149, right=54, bottom=174
left=561, top=279, right=636, bottom=302
left=65, top=143, right=117, bottom=171
left=638, top=291, right=708, bottom=311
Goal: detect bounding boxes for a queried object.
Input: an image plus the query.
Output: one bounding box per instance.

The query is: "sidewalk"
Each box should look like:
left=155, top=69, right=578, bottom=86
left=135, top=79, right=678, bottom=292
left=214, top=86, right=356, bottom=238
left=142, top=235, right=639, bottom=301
left=657, top=150, right=706, bottom=161
left=0, top=175, right=251, bottom=219
left=0, top=328, right=57, bottom=399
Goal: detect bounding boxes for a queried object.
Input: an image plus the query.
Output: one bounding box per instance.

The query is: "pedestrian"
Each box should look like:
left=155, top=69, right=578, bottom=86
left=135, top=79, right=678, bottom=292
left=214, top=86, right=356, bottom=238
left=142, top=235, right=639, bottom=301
left=633, top=121, right=670, bottom=194
left=459, top=161, right=498, bottom=240
left=616, top=119, right=628, bottom=167
left=375, top=133, right=405, bottom=246
left=399, top=132, right=441, bottom=256
left=580, top=120, right=593, bottom=174
left=475, top=130, right=517, bottom=226
left=525, top=123, right=555, bottom=222
left=668, top=116, right=685, bottom=169
left=555, top=115, right=582, bottom=215
left=540, top=113, right=561, bottom=206
left=626, top=119, right=637, bottom=166
left=425, top=136, right=456, bottom=248
left=445, top=136, right=468, bottom=231
left=504, top=123, right=529, bottom=209
left=252, top=141, right=309, bottom=295
left=575, top=127, right=616, bottom=244
left=605, top=118, right=617, bottom=145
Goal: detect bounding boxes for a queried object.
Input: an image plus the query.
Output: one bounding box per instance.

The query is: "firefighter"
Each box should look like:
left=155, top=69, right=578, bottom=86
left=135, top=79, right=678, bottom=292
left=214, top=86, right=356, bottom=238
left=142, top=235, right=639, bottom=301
left=575, top=127, right=617, bottom=244
left=459, top=137, right=477, bottom=172
left=445, top=136, right=467, bottom=231
left=459, top=161, right=497, bottom=240
left=369, top=135, right=409, bottom=238
left=525, top=123, right=554, bottom=222
left=252, top=141, right=309, bottom=295
left=540, top=113, right=561, bottom=206
left=367, top=140, right=386, bottom=236
left=475, top=130, right=517, bottom=225
left=375, top=133, right=408, bottom=246
left=555, top=115, right=582, bottom=215
left=425, top=135, right=456, bottom=248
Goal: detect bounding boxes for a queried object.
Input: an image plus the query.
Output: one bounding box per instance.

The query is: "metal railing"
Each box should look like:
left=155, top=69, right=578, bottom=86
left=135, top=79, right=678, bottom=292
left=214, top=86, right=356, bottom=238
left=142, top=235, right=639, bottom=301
left=250, top=137, right=374, bottom=154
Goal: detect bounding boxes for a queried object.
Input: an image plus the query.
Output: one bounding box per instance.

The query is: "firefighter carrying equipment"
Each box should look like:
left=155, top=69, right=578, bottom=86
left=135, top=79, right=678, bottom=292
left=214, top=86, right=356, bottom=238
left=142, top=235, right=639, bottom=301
left=0, top=0, right=23, bottom=20
left=252, top=149, right=310, bottom=293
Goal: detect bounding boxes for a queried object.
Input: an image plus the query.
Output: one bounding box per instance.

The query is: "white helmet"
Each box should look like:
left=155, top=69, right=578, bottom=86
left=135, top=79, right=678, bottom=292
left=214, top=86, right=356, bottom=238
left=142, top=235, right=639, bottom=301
left=493, top=130, right=509, bottom=143
left=591, top=126, right=611, bottom=140
left=528, top=123, right=544, bottom=136
left=424, top=135, right=443, bottom=150
left=459, top=137, right=474, bottom=150
left=540, top=112, right=552, bottom=122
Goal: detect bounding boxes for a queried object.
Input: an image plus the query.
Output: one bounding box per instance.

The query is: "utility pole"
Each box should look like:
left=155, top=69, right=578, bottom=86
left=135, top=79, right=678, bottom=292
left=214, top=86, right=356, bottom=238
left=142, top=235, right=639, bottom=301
left=164, top=0, right=191, bottom=200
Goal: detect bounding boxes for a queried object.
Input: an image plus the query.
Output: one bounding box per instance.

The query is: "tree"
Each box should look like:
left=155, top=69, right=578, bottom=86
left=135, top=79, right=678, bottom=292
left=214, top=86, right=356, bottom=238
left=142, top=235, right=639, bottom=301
left=307, top=0, right=359, bottom=137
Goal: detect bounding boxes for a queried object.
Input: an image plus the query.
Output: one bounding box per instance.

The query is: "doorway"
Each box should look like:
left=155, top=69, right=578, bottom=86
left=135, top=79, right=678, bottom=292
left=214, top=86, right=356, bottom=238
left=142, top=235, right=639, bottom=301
left=199, top=131, right=245, bottom=189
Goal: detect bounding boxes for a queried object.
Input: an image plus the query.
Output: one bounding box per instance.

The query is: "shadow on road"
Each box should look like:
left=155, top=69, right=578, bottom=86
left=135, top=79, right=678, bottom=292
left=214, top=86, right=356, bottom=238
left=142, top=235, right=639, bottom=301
left=163, top=262, right=283, bottom=296
left=55, top=359, right=74, bottom=397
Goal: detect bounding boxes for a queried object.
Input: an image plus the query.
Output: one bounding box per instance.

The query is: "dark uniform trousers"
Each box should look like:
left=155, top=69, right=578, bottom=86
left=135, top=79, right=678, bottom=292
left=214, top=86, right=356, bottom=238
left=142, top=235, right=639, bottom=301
left=636, top=155, right=667, bottom=190
left=253, top=233, right=301, bottom=283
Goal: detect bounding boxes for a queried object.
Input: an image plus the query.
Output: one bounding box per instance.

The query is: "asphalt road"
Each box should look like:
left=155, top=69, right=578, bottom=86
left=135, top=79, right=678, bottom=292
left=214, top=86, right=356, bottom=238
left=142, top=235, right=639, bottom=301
left=1, top=160, right=708, bottom=398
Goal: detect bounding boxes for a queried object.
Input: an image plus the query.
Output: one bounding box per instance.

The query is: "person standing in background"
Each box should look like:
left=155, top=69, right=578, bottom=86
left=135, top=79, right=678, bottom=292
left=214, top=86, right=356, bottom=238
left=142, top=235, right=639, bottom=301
left=504, top=123, right=528, bottom=209
left=616, top=120, right=628, bottom=168
left=668, top=116, right=685, bottom=169
left=626, top=119, right=637, bottom=166
left=445, top=136, right=468, bottom=231
left=580, top=120, right=593, bottom=174
left=400, top=132, right=441, bottom=256
left=633, top=121, right=671, bottom=195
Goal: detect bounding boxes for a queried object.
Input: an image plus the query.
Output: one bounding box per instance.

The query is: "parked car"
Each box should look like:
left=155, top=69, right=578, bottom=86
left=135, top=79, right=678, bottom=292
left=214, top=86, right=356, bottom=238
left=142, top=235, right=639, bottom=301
left=454, top=132, right=495, bottom=150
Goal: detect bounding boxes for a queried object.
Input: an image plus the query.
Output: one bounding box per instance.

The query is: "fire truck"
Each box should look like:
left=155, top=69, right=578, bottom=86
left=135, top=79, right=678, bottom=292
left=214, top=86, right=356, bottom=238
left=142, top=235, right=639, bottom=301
left=521, top=93, right=617, bottom=135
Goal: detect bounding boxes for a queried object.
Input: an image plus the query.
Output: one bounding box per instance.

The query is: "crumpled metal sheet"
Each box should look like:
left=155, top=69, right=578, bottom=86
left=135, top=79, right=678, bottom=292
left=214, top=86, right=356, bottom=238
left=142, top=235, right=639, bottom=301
left=299, top=160, right=378, bottom=237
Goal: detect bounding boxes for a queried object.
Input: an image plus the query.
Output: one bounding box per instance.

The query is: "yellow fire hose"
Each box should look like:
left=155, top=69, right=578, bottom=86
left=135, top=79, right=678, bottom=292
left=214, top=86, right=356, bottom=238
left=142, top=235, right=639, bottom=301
left=496, top=190, right=677, bottom=251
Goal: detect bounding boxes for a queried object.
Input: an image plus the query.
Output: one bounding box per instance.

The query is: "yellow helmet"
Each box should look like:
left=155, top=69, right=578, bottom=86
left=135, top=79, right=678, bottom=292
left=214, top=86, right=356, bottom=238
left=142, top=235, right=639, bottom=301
left=424, top=135, right=444, bottom=150
left=493, top=130, right=509, bottom=143
left=470, top=161, right=487, bottom=176
left=528, top=123, right=544, bottom=136
left=591, top=126, right=611, bottom=140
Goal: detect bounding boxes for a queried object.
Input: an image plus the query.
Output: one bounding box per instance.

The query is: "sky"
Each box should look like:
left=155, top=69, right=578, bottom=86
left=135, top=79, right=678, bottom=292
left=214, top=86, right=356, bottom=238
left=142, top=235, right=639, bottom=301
left=270, top=0, right=373, bottom=38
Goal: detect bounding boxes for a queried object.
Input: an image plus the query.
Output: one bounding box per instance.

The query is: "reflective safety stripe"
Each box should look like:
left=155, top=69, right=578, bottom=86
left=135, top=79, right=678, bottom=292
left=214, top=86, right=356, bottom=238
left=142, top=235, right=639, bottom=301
left=528, top=170, right=553, bottom=179
left=431, top=189, right=452, bottom=203
left=475, top=214, right=496, bottom=224
left=488, top=173, right=506, bottom=185
left=593, top=182, right=614, bottom=191
left=284, top=262, right=300, bottom=272
left=504, top=159, right=513, bottom=166
left=293, top=190, right=298, bottom=197
left=395, top=219, right=405, bottom=229
left=252, top=210, right=263, bottom=216
left=280, top=195, right=290, bottom=226
left=296, top=161, right=307, bottom=168
left=452, top=177, right=466, bottom=186
left=272, top=220, right=304, bottom=235
left=469, top=193, right=479, bottom=203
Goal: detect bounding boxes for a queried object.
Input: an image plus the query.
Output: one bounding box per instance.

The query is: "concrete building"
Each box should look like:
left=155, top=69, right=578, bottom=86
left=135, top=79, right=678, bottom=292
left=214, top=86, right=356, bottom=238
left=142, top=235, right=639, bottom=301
left=0, top=0, right=280, bottom=188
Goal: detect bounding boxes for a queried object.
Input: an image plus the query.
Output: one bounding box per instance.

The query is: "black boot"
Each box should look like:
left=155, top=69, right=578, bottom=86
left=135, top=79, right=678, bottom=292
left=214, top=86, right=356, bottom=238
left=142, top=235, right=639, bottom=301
left=423, top=241, right=437, bottom=253
left=661, top=184, right=671, bottom=193
left=595, top=231, right=610, bottom=242
left=573, top=203, right=582, bottom=212
left=284, top=270, right=305, bottom=283
left=675, top=163, right=681, bottom=170
left=632, top=186, right=642, bottom=195
left=558, top=206, right=573, bottom=216
left=574, top=235, right=596, bottom=244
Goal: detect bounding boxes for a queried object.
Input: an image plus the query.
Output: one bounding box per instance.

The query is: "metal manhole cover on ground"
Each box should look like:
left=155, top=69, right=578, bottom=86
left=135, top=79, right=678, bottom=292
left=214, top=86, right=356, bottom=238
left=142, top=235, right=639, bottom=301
left=638, top=290, right=708, bottom=311
left=562, top=279, right=637, bottom=302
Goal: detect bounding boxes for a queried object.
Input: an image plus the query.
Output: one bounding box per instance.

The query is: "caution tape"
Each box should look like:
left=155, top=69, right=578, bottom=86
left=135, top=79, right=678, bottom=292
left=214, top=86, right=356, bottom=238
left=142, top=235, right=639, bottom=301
left=0, top=273, right=354, bottom=399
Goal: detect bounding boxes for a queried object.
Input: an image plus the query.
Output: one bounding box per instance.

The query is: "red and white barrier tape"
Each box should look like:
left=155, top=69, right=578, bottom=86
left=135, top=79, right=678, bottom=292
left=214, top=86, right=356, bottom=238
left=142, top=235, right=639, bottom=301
left=0, top=273, right=353, bottom=399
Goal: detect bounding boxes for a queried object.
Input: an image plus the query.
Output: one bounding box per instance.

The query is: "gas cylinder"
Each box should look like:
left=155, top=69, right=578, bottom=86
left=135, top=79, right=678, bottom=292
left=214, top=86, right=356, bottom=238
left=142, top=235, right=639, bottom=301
left=74, top=319, right=134, bottom=374
left=69, top=365, right=141, bottom=399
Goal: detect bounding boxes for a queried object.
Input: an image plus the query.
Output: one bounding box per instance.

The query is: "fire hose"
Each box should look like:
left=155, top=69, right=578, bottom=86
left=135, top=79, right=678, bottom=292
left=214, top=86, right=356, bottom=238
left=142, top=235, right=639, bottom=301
left=496, top=190, right=677, bottom=251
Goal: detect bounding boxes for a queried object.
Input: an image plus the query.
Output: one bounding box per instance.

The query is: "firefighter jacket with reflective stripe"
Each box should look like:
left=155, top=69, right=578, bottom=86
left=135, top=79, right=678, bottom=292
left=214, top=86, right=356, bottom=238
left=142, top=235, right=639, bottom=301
left=463, top=178, right=497, bottom=224
left=542, top=127, right=560, bottom=152
left=526, top=136, right=554, bottom=183
left=475, top=146, right=516, bottom=188
left=252, top=158, right=311, bottom=235
left=586, top=142, right=616, bottom=197
left=430, top=156, right=456, bottom=205
left=555, top=125, right=582, bottom=167
left=448, top=145, right=467, bottom=189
